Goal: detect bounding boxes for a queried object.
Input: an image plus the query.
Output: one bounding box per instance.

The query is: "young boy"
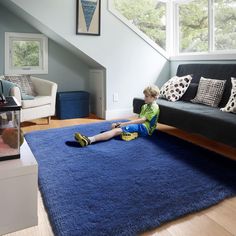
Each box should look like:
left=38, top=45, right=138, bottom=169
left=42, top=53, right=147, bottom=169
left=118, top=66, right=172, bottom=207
left=74, top=85, right=160, bottom=147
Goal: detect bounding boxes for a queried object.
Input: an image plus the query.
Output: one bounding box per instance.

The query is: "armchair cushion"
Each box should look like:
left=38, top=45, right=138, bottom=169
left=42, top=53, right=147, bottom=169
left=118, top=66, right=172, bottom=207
left=22, top=96, right=51, bottom=109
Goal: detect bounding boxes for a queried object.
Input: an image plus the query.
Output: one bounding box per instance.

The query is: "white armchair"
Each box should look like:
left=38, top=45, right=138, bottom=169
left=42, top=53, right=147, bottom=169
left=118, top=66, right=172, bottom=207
left=8, top=77, right=57, bottom=123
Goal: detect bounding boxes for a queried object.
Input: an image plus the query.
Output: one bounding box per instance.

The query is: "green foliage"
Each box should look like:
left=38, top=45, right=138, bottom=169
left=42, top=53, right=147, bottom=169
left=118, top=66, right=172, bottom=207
left=179, top=0, right=208, bottom=52
left=113, top=0, right=236, bottom=53
left=214, top=0, right=236, bottom=50
left=114, top=0, right=166, bottom=49
left=12, top=41, right=40, bottom=67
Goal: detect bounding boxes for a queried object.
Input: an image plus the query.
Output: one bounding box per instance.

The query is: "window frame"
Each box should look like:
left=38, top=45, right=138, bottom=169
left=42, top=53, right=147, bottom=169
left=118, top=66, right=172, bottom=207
left=5, top=32, right=48, bottom=75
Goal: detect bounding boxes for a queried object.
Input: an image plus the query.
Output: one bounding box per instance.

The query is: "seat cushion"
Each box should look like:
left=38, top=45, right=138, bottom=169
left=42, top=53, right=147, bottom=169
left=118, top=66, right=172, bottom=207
left=22, top=96, right=51, bottom=109
left=156, top=98, right=236, bottom=147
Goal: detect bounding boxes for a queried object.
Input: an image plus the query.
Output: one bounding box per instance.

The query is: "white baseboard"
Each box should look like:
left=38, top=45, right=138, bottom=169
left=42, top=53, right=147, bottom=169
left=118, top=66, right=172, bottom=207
left=105, top=108, right=136, bottom=120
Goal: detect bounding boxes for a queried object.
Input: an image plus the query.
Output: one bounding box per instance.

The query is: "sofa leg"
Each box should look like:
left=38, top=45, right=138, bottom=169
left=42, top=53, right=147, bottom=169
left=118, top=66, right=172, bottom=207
left=47, top=116, right=51, bottom=124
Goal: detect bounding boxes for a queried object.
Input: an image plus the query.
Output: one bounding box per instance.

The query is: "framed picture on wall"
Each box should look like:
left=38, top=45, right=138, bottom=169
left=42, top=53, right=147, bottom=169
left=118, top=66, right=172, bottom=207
left=76, top=0, right=101, bottom=35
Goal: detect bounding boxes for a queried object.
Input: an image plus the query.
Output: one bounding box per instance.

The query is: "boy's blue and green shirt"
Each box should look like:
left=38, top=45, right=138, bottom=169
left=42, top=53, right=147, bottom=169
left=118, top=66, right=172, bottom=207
left=139, top=102, right=160, bottom=135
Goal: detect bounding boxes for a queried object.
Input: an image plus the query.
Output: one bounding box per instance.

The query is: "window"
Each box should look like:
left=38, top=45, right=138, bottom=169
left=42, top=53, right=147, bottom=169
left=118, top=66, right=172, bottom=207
left=214, top=0, right=236, bottom=51
left=178, top=0, right=208, bottom=53
left=5, top=32, right=48, bottom=75
left=176, top=0, right=236, bottom=55
left=109, top=0, right=236, bottom=59
left=109, top=0, right=168, bottom=57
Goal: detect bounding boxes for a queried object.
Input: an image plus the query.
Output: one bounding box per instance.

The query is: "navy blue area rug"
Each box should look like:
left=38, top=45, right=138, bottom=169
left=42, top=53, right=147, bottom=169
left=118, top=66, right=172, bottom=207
left=25, top=121, right=236, bottom=236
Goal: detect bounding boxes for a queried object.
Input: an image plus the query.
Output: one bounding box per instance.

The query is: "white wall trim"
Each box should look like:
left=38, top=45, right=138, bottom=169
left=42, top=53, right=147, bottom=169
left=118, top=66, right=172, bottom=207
left=105, top=108, right=135, bottom=120
left=171, top=52, right=236, bottom=61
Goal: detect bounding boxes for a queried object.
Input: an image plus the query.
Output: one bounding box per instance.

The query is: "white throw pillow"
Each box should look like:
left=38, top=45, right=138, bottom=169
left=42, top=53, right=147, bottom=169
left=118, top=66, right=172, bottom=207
left=220, top=77, right=236, bottom=114
left=160, top=75, right=192, bottom=102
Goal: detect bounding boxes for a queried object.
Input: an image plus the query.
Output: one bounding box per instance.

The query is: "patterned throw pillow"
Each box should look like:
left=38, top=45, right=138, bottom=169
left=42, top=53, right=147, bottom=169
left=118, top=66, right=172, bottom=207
left=191, top=77, right=226, bottom=107
left=160, top=75, right=192, bottom=102
left=4, top=75, right=36, bottom=96
left=220, top=77, right=236, bottom=114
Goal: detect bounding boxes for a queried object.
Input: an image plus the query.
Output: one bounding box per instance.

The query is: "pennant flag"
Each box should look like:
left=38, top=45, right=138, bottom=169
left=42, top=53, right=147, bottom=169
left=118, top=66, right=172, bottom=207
left=81, top=0, right=98, bottom=31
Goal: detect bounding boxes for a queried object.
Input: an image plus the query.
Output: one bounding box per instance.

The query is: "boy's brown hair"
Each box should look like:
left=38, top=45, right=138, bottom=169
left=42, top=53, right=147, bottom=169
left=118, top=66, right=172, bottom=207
left=143, top=85, right=160, bottom=98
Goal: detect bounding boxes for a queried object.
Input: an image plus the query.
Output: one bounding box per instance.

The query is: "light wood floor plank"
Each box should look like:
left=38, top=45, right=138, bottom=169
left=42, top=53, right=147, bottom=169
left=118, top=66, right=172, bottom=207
left=205, top=198, right=236, bottom=235
left=4, top=116, right=235, bottom=236
left=165, top=214, right=233, bottom=236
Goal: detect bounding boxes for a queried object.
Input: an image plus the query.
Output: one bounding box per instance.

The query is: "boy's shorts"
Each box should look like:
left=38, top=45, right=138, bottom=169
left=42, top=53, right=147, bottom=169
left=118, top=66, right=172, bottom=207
left=121, top=124, right=149, bottom=137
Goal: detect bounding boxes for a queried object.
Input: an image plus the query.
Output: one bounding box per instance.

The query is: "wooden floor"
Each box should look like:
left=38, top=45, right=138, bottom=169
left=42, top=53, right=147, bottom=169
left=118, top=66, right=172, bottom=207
left=5, top=116, right=236, bottom=236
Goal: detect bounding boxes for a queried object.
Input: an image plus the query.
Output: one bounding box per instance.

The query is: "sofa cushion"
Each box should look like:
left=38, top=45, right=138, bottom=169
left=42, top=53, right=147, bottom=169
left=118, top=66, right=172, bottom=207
left=22, top=96, right=51, bottom=109
left=221, top=77, right=236, bottom=114
left=180, top=83, right=198, bottom=101
left=191, top=77, right=226, bottom=107
left=4, top=75, right=37, bottom=97
left=160, top=75, right=192, bottom=102
left=156, top=98, right=236, bottom=147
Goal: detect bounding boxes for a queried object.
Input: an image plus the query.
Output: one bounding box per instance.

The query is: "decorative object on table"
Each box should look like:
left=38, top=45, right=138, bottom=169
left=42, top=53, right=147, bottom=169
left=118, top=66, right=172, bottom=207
left=0, top=97, right=21, bottom=161
left=76, top=0, right=101, bottom=35
left=25, top=121, right=236, bottom=236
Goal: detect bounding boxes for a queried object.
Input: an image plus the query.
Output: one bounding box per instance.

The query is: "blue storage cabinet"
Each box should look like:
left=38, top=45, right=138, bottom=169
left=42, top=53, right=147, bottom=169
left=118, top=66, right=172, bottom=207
left=56, top=91, right=89, bottom=119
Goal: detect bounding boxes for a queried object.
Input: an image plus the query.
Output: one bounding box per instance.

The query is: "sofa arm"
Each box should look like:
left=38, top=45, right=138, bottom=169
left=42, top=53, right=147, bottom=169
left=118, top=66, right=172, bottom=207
left=31, top=77, right=57, bottom=97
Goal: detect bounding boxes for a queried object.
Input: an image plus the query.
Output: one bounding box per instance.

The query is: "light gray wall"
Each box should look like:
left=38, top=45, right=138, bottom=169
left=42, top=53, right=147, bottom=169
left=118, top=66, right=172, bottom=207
left=0, top=4, right=89, bottom=92
left=4, top=0, right=170, bottom=118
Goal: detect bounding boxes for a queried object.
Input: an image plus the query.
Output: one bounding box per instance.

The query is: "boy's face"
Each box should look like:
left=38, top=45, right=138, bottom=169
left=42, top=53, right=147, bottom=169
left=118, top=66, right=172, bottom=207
left=144, top=93, right=156, bottom=104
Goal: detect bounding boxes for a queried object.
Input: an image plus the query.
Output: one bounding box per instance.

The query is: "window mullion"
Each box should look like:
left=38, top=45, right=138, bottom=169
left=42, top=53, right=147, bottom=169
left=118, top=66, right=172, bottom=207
left=174, top=3, right=180, bottom=56
left=209, top=0, right=214, bottom=52
left=166, top=1, right=172, bottom=56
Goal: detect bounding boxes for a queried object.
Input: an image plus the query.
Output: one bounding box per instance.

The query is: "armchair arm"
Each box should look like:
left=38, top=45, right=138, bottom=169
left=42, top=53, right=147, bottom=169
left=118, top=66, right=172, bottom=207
left=31, top=77, right=58, bottom=116
left=10, top=86, right=22, bottom=105
left=0, top=76, right=22, bottom=104
left=31, top=77, right=57, bottom=97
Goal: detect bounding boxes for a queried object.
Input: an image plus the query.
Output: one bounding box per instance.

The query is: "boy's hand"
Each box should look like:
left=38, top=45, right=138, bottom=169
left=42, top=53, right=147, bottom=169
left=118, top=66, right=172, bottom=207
left=111, top=122, right=121, bottom=129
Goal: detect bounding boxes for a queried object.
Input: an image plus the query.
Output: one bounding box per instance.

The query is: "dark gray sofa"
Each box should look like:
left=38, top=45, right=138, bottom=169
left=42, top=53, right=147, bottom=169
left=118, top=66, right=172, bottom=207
left=133, top=64, right=236, bottom=148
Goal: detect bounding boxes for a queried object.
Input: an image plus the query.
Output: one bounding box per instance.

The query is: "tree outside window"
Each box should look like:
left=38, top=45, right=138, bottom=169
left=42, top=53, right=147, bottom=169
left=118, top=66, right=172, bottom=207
left=5, top=32, right=48, bottom=75
left=178, top=0, right=208, bottom=53
left=113, top=0, right=166, bottom=50
left=12, top=40, right=40, bottom=68
left=214, top=0, right=236, bottom=51
left=110, top=0, right=236, bottom=56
